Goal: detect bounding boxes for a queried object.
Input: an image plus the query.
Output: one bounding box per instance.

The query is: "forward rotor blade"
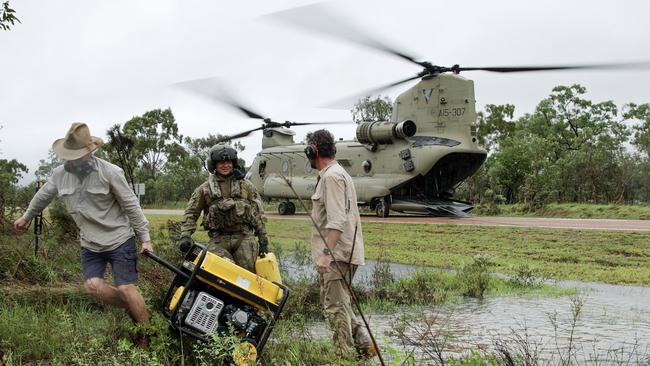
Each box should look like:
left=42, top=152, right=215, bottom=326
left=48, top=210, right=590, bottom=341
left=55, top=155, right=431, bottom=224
left=458, top=61, right=650, bottom=73
left=287, top=121, right=353, bottom=126
left=172, top=77, right=266, bottom=120
left=214, top=126, right=266, bottom=144
left=322, top=74, right=422, bottom=109
left=264, top=3, right=424, bottom=68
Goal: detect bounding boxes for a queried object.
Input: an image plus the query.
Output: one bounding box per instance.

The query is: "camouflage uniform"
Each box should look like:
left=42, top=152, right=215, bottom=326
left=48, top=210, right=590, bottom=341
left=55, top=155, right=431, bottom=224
left=180, top=173, right=267, bottom=272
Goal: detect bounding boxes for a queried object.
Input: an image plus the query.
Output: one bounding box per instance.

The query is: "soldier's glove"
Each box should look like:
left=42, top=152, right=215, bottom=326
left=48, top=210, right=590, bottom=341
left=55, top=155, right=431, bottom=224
left=177, top=236, right=193, bottom=253
left=258, top=236, right=269, bottom=257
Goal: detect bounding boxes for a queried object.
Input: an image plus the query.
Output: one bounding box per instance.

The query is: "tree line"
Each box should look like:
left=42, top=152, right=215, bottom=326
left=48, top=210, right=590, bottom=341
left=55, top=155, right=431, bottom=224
left=1, top=84, right=649, bottom=222
left=458, top=84, right=650, bottom=208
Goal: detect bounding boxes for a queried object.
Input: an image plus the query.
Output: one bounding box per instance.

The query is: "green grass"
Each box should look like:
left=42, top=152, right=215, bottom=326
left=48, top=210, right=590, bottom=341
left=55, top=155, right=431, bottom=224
left=146, top=213, right=650, bottom=285
left=1, top=212, right=580, bottom=365
left=145, top=201, right=650, bottom=220
left=486, top=203, right=650, bottom=220
left=265, top=218, right=650, bottom=285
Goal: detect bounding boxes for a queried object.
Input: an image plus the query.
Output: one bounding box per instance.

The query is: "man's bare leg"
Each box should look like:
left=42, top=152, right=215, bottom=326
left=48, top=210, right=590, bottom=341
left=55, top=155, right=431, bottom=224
left=84, top=277, right=128, bottom=308
left=117, top=284, right=149, bottom=324
left=84, top=278, right=149, bottom=323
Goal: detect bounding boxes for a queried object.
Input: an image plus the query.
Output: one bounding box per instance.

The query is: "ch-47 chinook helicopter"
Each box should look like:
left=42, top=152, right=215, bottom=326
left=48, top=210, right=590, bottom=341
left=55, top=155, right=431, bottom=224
left=176, top=5, right=650, bottom=218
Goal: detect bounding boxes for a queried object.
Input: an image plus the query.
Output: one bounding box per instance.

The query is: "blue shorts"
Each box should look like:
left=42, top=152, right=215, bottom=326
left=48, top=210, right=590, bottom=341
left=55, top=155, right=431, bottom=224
left=81, top=237, right=139, bottom=286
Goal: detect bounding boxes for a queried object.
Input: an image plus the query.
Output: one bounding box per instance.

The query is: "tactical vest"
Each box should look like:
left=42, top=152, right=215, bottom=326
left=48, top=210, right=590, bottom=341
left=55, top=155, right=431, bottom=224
left=202, top=176, right=259, bottom=235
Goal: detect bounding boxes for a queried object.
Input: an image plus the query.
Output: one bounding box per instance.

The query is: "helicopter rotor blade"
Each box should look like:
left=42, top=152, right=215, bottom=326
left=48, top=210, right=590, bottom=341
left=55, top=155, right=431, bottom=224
left=456, top=61, right=650, bottom=73
left=264, top=3, right=425, bottom=68
left=322, top=74, right=422, bottom=109
left=172, top=77, right=267, bottom=120
left=284, top=121, right=353, bottom=127
left=213, top=126, right=267, bottom=144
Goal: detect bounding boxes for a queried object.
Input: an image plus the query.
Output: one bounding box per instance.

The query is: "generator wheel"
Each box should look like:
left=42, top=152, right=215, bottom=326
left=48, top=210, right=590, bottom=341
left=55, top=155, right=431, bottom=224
left=233, top=341, right=257, bottom=366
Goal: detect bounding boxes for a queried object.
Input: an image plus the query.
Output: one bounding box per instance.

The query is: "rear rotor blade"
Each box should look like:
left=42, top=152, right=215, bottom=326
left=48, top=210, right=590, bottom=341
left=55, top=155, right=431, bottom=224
left=264, top=3, right=425, bottom=68
left=172, top=77, right=266, bottom=120
left=457, top=61, right=650, bottom=73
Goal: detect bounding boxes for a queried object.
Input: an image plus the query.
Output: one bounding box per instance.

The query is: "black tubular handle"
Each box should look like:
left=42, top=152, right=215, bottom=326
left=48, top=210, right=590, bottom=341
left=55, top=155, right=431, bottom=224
left=142, top=250, right=190, bottom=280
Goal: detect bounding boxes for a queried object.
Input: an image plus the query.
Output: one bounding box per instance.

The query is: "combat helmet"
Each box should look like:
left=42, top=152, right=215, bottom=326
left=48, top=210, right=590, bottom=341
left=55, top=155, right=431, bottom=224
left=207, top=144, right=239, bottom=174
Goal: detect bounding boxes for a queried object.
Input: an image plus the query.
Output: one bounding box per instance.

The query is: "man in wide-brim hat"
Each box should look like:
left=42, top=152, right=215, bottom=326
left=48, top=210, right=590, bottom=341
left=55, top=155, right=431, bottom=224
left=14, top=123, right=154, bottom=346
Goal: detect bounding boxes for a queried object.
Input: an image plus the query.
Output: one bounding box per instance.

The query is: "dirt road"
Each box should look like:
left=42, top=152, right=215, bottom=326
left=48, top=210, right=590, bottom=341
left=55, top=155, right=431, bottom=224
left=143, top=209, right=650, bottom=232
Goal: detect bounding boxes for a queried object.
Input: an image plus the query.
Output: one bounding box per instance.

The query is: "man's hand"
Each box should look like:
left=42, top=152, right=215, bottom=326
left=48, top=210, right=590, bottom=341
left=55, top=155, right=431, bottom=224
left=140, top=241, right=154, bottom=255
left=316, top=253, right=332, bottom=274
left=177, top=236, right=193, bottom=253
left=14, top=217, right=28, bottom=235
left=258, top=236, right=269, bottom=257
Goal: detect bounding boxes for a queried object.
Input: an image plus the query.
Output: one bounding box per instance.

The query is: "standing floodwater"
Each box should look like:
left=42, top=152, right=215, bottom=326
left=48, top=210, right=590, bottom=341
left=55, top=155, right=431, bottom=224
left=281, top=257, right=650, bottom=364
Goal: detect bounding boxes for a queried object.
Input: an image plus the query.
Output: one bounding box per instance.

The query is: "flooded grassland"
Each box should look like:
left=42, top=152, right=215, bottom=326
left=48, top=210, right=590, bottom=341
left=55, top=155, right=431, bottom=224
left=1, top=214, right=650, bottom=365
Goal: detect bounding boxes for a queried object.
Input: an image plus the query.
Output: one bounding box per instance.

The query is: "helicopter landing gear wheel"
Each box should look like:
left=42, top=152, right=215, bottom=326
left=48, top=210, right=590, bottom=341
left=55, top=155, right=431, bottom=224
left=278, top=201, right=296, bottom=215
left=375, top=197, right=390, bottom=218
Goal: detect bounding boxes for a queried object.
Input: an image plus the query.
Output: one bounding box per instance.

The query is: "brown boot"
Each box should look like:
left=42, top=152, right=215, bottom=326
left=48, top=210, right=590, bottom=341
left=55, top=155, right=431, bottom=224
left=132, top=333, right=150, bottom=351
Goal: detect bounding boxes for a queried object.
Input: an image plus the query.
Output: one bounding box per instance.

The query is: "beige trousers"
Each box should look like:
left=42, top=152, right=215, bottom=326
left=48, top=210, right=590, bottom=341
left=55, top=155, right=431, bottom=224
left=319, top=262, right=372, bottom=356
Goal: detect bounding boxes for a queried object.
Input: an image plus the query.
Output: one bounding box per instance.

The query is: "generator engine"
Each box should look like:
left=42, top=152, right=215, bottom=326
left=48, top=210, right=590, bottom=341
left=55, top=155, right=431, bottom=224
left=145, top=244, right=289, bottom=362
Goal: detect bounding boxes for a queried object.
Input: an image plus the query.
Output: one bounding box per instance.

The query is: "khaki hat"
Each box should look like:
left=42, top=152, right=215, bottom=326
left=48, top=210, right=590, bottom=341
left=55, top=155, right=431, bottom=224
left=52, top=123, right=104, bottom=160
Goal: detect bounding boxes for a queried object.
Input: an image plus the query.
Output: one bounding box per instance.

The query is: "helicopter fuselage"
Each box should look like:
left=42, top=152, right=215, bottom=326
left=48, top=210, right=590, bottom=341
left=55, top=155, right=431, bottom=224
left=245, top=74, right=487, bottom=217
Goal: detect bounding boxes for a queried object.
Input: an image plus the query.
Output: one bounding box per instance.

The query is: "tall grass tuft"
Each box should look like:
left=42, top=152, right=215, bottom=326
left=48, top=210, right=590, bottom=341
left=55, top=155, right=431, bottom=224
left=456, top=255, right=493, bottom=298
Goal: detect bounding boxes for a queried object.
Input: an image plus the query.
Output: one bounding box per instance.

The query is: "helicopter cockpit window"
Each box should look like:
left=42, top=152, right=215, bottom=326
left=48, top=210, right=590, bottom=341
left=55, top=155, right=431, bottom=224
left=258, top=160, right=267, bottom=176
left=362, top=160, right=372, bottom=174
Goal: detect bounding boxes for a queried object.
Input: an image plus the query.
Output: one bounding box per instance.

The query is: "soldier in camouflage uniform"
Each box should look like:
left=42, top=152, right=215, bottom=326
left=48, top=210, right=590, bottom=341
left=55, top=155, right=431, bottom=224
left=177, top=145, right=269, bottom=272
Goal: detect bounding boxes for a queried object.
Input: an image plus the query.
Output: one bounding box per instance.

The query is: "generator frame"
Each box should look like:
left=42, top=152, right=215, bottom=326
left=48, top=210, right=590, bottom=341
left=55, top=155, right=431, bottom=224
left=144, top=243, right=289, bottom=354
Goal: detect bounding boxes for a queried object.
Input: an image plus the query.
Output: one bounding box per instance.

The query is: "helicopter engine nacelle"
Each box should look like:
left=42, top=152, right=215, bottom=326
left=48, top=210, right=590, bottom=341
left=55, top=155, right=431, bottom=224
left=355, top=120, right=416, bottom=145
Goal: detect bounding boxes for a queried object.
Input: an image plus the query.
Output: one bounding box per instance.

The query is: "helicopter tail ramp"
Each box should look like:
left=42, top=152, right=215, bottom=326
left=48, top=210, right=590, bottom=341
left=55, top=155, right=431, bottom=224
left=390, top=198, right=473, bottom=217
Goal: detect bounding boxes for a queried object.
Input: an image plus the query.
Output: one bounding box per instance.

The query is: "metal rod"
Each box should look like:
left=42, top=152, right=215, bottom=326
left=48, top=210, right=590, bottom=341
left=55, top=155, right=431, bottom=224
left=142, top=250, right=190, bottom=279
left=33, top=180, right=44, bottom=257
left=279, top=175, right=385, bottom=365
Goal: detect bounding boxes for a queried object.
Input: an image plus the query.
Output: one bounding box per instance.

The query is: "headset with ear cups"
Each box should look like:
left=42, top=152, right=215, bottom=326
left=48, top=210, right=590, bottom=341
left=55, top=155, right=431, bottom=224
left=304, top=143, right=319, bottom=160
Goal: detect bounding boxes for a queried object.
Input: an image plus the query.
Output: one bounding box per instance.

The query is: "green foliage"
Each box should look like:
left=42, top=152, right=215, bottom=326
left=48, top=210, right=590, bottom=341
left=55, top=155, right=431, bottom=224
left=351, top=95, right=393, bottom=123
left=476, top=103, right=517, bottom=153
left=627, top=103, right=650, bottom=158
left=192, top=329, right=241, bottom=365
left=34, top=149, right=61, bottom=180
left=468, top=84, right=650, bottom=206
left=49, top=197, right=79, bottom=241
left=508, top=263, right=545, bottom=288
left=0, top=1, right=20, bottom=31
left=147, top=155, right=206, bottom=204
left=123, top=108, right=184, bottom=181
left=101, top=124, right=138, bottom=189
left=449, top=351, right=501, bottom=366
left=0, top=158, right=28, bottom=223
left=456, top=255, right=493, bottom=298
left=376, top=269, right=450, bottom=305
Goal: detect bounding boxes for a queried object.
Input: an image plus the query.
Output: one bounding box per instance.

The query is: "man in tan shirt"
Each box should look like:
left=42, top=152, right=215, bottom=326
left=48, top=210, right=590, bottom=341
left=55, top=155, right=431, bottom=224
left=14, top=123, right=153, bottom=344
left=305, top=129, right=375, bottom=359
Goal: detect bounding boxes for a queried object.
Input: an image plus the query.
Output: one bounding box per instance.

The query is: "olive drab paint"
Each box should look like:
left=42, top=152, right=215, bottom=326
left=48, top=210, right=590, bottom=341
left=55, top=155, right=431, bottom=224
left=246, top=74, right=487, bottom=217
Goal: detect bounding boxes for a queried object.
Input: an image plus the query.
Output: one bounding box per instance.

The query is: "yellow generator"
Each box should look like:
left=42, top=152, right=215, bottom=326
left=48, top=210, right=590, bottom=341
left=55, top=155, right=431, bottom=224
left=145, top=243, right=289, bottom=362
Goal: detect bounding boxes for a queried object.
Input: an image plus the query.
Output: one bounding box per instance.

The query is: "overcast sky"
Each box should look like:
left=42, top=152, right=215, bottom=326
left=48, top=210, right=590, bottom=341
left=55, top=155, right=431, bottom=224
left=2, top=0, right=650, bottom=184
